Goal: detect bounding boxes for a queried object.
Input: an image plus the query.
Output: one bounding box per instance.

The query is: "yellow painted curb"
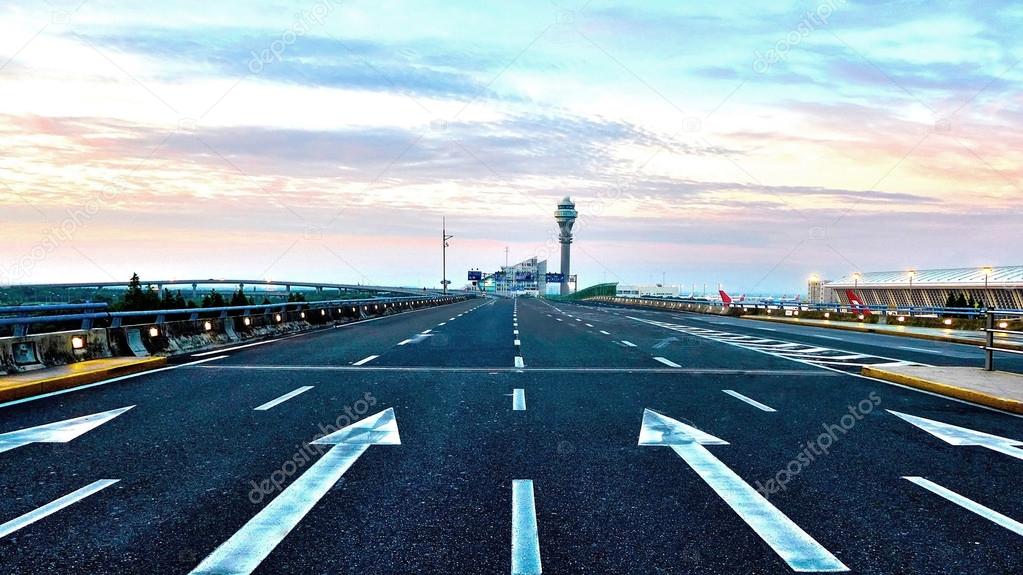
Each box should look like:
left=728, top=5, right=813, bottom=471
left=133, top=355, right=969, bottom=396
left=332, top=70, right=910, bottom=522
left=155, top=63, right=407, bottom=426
left=0, top=357, right=167, bottom=403
left=861, top=366, right=1023, bottom=414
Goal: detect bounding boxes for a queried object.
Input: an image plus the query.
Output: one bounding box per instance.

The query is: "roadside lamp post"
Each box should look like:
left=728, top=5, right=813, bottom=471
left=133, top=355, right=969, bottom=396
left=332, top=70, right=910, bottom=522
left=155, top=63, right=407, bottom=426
left=982, top=266, right=993, bottom=308
left=442, top=217, right=454, bottom=295
left=907, top=270, right=916, bottom=313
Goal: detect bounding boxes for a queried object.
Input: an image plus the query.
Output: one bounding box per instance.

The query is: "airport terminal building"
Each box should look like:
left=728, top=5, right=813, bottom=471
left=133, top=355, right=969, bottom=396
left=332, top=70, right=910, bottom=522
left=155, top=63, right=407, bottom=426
left=828, top=266, right=1023, bottom=309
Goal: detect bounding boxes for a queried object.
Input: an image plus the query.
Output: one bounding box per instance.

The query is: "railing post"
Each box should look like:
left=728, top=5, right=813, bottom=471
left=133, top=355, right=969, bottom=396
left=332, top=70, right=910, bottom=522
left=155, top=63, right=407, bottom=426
left=984, top=311, right=995, bottom=372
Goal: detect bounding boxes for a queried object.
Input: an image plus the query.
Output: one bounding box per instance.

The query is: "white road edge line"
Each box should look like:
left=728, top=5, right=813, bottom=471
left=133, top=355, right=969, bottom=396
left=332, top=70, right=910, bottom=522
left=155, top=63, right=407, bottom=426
left=254, top=386, right=315, bottom=411
left=722, top=389, right=777, bottom=412
left=511, top=479, right=542, bottom=575
left=0, top=480, right=120, bottom=539
left=513, top=389, right=526, bottom=411
left=352, top=355, right=379, bottom=366
left=898, top=346, right=943, bottom=355
left=653, top=357, right=682, bottom=368
left=0, top=355, right=229, bottom=410
left=903, top=476, right=1023, bottom=536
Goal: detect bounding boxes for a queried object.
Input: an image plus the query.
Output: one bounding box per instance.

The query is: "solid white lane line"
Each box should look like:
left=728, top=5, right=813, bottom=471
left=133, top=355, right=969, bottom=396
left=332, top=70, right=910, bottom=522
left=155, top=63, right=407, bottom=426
left=0, top=480, right=119, bottom=539
left=620, top=340, right=637, bottom=347
left=192, top=339, right=277, bottom=357
left=722, top=390, right=777, bottom=412
left=904, top=477, right=1023, bottom=536
left=513, top=389, right=526, bottom=411
left=0, top=355, right=228, bottom=410
left=254, top=386, right=315, bottom=411
left=397, top=339, right=414, bottom=346
left=515, top=356, right=525, bottom=368
left=653, top=357, right=682, bottom=368
left=352, top=355, right=379, bottom=366
left=600, top=330, right=611, bottom=335
left=898, top=346, right=943, bottom=355
left=511, top=480, right=542, bottom=575
left=811, top=335, right=845, bottom=341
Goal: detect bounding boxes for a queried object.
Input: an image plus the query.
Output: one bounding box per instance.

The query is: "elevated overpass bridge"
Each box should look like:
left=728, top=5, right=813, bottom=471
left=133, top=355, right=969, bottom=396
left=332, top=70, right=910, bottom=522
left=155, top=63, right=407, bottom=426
left=10, top=279, right=443, bottom=298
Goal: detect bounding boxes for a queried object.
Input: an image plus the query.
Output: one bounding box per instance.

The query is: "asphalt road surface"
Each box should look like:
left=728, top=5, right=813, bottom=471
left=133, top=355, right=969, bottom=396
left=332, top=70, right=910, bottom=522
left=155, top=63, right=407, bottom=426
left=2, top=296, right=1022, bottom=574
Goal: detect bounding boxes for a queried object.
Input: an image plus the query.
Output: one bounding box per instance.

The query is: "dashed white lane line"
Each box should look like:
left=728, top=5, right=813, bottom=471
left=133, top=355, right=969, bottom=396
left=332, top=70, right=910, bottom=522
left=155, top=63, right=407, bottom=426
left=0, top=479, right=120, bottom=540
left=653, top=356, right=682, bottom=368
left=514, top=339, right=522, bottom=347
left=904, top=476, right=1023, bottom=536
left=449, top=317, right=457, bottom=321
left=585, top=323, right=594, bottom=327
left=515, top=356, right=525, bottom=368
left=513, top=389, right=526, bottom=411
left=254, top=386, right=315, bottom=411
left=600, top=330, right=611, bottom=335
left=438, top=322, right=446, bottom=326
left=620, top=340, right=637, bottom=347
left=722, top=389, right=777, bottom=412
left=514, top=330, right=519, bottom=335
left=575, top=318, right=582, bottom=322
left=511, top=480, right=543, bottom=575
left=421, top=329, right=432, bottom=334
left=555, top=318, right=564, bottom=322
left=352, top=355, right=379, bottom=366
left=898, top=346, right=944, bottom=355
left=397, top=339, right=414, bottom=346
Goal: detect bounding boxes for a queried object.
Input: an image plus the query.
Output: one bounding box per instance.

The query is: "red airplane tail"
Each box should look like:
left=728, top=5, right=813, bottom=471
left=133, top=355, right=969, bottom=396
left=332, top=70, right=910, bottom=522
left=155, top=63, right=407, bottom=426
left=846, top=290, right=872, bottom=316
left=719, top=290, right=733, bottom=307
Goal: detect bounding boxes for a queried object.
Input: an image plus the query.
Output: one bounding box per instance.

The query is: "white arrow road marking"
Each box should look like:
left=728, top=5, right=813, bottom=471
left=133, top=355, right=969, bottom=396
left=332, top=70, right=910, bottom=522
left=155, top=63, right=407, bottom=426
left=722, top=390, right=777, bottom=412
left=639, top=409, right=848, bottom=572
left=352, top=355, right=379, bottom=366
left=191, top=409, right=400, bottom=575
left=0, top=406, right=134, bottom=455
left=887, top=410, right=1023, bottom=460
left=254, top=386, right=314, bottom=411
left=904, top=476, right=1023, bottom=536
left=512, top=480, right=542, bottom=575
left=653, top=357, right=682, bottom=368
left=513, top=389, right=526, bottom=411
left=0, top=479, right=119, bottom=539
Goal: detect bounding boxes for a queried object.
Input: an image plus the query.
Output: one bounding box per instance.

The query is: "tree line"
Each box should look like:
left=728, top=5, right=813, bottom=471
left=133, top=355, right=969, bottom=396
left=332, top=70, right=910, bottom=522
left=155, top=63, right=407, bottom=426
left=118, top=273, right=305, bottom=311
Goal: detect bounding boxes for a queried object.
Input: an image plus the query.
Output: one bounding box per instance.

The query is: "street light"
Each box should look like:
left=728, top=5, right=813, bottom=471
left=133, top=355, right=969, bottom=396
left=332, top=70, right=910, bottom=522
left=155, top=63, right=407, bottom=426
left=907, top=269, right=916, bottom=311
left=442, top=217, right=454, bottom=295
left=982, top=266, right=993, bottom=308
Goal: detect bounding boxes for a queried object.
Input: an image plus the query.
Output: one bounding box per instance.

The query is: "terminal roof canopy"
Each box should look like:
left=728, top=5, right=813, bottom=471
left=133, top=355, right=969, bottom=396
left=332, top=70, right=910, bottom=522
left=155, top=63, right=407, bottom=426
left=831, top=266, right=1023, bottom=288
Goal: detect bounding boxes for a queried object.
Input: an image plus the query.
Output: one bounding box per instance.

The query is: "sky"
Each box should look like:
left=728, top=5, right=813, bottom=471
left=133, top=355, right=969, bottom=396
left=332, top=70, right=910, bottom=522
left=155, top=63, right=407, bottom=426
left=0, top=0, right=1021, bottom=294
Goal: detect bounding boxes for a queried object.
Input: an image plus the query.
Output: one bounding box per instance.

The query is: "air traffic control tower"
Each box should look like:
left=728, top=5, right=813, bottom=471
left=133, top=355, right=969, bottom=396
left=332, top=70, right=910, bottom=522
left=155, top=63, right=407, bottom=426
left=555, top=196, right=578, bottom=295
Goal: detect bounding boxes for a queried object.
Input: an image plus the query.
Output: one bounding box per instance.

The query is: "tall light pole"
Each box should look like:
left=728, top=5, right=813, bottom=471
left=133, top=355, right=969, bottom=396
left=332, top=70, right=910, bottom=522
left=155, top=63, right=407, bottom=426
left=442, top=218, right=453, bottom=294
left=982, top=266, right=993, bottom=308
left=907, top=269, right=916, bottom=311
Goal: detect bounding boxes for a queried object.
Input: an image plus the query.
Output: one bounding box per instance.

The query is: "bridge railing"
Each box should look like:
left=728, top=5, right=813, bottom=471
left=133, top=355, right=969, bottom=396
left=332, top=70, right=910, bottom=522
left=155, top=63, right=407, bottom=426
left=983, top=312, right=1023, bottom=371
left=0, top=295, right=462, bottom=337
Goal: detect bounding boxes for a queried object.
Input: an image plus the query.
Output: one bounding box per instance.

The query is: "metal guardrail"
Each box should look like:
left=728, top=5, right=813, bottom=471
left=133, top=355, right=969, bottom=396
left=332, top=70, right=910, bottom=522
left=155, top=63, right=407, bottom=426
left=983, top=313, right=1023, bottom=371
left=0, top=295, right=466, bottom=336
left=611, top=296, right=1023, bottom=317
left=0, top=303, right=109, bottom=314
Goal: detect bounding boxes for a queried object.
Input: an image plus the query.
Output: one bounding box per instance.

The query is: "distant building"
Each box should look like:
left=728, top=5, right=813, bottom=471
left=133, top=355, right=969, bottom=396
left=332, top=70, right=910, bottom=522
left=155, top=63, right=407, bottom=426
left=828, top=266, right=1023, bottom=308
left=481, top=257, right=547, bottom=295
left=807, top=277, right=836, bottom=304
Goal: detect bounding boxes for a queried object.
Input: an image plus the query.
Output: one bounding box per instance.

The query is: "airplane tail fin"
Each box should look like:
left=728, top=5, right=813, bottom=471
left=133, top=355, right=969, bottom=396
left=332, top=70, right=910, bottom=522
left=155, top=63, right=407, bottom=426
left=846, top=290, right=872, bottom=316
left=719, top=290, right=733, bottom=306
